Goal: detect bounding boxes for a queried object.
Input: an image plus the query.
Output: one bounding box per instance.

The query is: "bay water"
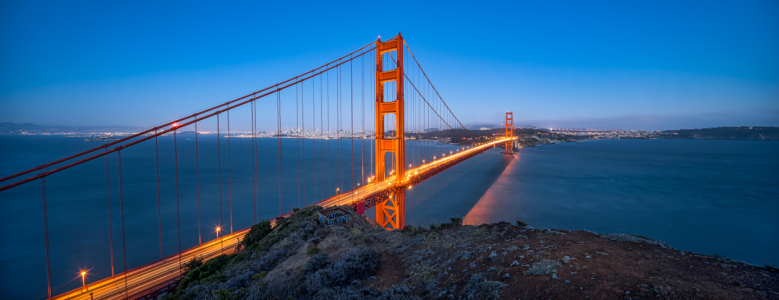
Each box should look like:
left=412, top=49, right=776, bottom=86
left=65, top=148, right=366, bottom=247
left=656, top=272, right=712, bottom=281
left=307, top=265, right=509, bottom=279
left=1, top=136, right=777, bottom=299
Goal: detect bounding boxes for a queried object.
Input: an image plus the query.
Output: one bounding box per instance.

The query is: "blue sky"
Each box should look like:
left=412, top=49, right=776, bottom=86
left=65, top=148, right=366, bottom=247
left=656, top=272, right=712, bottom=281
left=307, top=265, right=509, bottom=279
left=1, top=0, right=777, bottom=130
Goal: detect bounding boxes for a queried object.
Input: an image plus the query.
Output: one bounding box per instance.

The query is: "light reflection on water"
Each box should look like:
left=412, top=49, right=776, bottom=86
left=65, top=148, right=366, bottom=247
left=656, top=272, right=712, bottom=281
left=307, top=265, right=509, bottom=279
left=462, top=153, right=520, bottom=225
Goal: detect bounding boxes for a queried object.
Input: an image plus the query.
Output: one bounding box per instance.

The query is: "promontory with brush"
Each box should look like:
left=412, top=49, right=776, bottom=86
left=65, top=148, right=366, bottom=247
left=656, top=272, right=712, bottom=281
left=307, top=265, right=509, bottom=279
left=160, top=206, right=779, bottom=300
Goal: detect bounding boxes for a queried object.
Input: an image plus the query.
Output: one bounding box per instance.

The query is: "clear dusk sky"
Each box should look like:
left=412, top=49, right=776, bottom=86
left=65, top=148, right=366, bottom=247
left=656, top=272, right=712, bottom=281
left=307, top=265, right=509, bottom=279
left=1, top=0, right=777, bottom=130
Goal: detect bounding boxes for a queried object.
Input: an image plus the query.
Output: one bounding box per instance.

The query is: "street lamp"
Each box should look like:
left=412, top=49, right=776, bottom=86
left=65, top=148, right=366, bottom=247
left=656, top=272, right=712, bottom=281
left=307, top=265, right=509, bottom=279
left=216, top=227, right=223, bottom=253
left=80, top=270, right=87, bottom=291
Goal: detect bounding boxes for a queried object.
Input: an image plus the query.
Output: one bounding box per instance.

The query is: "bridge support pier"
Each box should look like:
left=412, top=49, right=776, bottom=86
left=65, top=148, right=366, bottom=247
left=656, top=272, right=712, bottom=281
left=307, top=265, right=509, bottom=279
left=375, top=34, right=406, bottom=230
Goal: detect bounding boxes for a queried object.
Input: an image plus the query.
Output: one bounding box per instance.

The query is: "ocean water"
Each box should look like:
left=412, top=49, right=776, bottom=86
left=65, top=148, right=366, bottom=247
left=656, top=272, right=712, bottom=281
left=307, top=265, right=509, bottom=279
left=405, top=139, right=779, bottom=266
left=1, top=137, right=778, bottom=299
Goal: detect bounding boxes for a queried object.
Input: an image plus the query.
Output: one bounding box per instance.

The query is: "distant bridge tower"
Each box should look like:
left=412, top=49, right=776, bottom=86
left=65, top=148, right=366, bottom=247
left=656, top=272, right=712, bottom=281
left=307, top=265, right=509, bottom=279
left=504, top=112, right=514, bottom=154
left=375, top=34, right=406, bottom=230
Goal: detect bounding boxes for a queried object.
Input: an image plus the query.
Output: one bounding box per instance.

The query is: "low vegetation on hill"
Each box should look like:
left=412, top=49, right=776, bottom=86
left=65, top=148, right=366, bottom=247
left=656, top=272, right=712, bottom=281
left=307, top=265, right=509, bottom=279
left=162, top=206, right=778, bottom=300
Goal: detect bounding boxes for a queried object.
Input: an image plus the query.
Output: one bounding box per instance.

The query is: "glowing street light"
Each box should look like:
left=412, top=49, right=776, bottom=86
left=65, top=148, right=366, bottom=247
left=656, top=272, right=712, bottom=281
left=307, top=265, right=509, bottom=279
left=80, top=270, right=87, bottom=291
left=216, top=226, right=223, bottom=253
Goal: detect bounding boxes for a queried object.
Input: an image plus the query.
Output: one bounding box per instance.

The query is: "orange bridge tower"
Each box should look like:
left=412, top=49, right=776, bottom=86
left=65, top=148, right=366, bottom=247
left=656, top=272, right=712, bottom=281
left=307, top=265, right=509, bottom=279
left=504, top=112, right=514, bottom=154
left=375, top=34, right=406, bottom=230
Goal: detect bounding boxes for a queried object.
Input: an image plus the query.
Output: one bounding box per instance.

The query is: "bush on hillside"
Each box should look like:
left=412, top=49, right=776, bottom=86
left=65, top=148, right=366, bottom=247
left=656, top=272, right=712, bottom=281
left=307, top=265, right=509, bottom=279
left=177, top=254, right=232, bottom=291
left=304, top=253, right=330, bottom=274
left=183, top=256, right=203, bottom=273
left=306, top=245, right=381, bottom=293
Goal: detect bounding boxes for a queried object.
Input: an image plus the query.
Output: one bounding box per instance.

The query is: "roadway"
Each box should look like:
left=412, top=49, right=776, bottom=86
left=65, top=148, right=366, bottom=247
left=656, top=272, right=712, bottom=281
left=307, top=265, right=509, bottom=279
left=52, top=230, right=248, bottom=300
left=51, top=138, right=515, bottom=300
left=295, top=138, right=516, bottom=211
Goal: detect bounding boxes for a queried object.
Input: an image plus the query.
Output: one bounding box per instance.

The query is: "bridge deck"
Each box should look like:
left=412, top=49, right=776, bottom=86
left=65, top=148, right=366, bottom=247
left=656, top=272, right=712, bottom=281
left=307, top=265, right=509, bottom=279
left=51, top=138, right=514, bottom=300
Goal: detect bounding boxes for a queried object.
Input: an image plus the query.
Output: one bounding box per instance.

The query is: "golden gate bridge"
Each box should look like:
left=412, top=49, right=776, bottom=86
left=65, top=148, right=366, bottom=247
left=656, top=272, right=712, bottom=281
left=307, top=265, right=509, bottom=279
left=0, top=34, right=517, bottom=300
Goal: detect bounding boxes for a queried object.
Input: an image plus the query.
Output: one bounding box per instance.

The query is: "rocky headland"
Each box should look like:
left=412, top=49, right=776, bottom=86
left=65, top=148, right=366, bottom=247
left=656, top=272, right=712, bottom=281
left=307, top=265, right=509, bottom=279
left=516, top=133, right=581, bottom=147
left=161, top=206, right=778, bottom=300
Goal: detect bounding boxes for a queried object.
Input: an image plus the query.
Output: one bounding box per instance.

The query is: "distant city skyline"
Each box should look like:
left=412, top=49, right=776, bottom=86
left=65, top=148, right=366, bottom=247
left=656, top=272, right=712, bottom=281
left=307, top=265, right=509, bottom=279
left=1, top=1, right=777, bottom=131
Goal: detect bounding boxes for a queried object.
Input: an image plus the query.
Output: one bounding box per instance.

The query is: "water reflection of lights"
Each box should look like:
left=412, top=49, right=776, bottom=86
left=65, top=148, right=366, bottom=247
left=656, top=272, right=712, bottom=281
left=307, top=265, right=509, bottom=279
left=462, top=154, right=520, bottom=226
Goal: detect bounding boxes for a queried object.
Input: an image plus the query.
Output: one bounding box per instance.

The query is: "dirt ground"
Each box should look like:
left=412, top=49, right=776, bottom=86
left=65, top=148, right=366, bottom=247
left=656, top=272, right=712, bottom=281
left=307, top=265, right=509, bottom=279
left=365, top=221, right=779, bottom=299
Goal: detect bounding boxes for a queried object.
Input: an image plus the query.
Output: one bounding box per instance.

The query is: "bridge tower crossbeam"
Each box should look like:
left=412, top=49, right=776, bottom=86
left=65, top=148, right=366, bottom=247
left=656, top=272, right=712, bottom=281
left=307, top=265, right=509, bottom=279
left=374, top=35, right=405, bottom=230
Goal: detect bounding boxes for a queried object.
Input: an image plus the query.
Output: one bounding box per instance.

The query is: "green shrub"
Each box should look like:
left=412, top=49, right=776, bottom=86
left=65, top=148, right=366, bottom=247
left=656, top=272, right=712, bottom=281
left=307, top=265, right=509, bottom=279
left=350, top=228, right=361, bottom=236
left=183, top=256, right=203, bottom=273
left=308, top=246, right=322, bottom=256
left=178, top=254, right=232, bottom=291
left=252, top=271, right=267, bottom=281
left=213, top=289, right=232, bottom=300
left=241, top=221, right=273, bottom=249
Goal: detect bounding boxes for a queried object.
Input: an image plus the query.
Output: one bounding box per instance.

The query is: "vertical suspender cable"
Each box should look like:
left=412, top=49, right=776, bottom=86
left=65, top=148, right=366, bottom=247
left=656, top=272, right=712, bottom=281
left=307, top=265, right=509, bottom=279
left=351, top=58, right=354, bottom=194
left=253, top=102, right=258, bottom=223
left=41, top=172, right=51, bottom=299
left=118, top=150, right=128, bottom=297
left=371, top=49, right=374, bottom=179
left=217, top=115, right=222, bottom=230
left=255, top=102, right=260, bottom=221
left=409, top=55, right=412, bottom=167
left=105, top=148, right=115, bottom=276
left=320, top=73, right=324, bottom=202
left=155, top=132, right=162, bottom=257
left=327, top=69, right=330, bottom=198
left=277, top=91, right=283, bottom=216
left=296, top=83, right=300, bottom=210
left=196, top=117, right=201, bottom=244
left=360, top=55, right=365, bottom=185
left=407, top=57, right=411, bottom=168
left=251, top=102, right=257, bottom=224
left=302, top=78, right=305, bottom=208
left=310, top=78, right=316, bottom=204
left=338, top=64, right=341, bottom=193
left=227, top=108, right=232, bottom=233
left=174, top=129, right=182, bottom=274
